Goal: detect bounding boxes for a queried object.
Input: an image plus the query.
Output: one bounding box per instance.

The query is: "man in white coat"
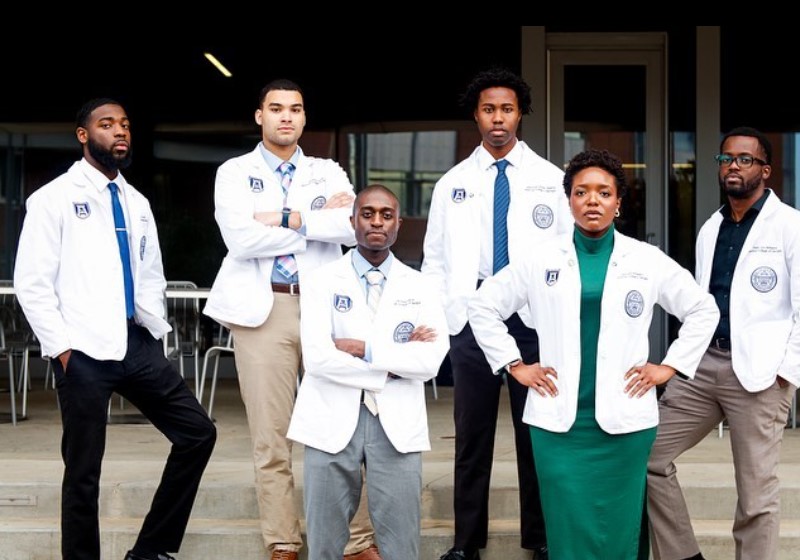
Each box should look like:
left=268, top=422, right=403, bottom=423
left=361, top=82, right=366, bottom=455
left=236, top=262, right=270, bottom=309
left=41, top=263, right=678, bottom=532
left=648, top=127, right=800, bottom=560
left=288, top=184, right=449, bottom=560
left=203, top=80, right=377, bottom=560
left=422, top=68, right=571, bottom=560
left=14, top=99, right=216, bottom=560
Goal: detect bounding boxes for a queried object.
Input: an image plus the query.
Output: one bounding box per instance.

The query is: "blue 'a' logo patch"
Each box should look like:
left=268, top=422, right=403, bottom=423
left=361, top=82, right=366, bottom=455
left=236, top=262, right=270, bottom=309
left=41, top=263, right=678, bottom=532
left=249, top=176, right=264, bottom=193
left=333, top=294, right=352, bottom=313
left=73, top=202, right=91, bottom=219
left=451, top=188, right=466, bottom=203
left=545, top=269, right=560, bottom=286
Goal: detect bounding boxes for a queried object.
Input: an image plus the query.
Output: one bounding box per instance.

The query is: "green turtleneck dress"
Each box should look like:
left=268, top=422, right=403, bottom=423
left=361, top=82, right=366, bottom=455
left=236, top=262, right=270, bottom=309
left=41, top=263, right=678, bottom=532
left=529, top=226, right=656, bottom=560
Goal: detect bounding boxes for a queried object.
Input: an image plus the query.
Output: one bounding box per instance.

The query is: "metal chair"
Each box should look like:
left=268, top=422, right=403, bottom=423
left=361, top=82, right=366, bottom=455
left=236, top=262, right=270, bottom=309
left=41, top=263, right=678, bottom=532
left=428, top=377, right=438, bottom=400
left=0, top=281, right=32, bottom=423
left=164, top=281, right=202, bottom=393
left=198, top=326, right=234, bottom=418
left=0, top=321, right=18, bottom=425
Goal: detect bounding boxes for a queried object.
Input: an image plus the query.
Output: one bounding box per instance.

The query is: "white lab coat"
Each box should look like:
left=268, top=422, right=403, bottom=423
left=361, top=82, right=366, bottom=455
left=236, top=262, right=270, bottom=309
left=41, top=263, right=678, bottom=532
left=14, top=159, right=170, bottom=360
left=422, top=141, right=572, bottom=335
left=204, top=146, right=356, bottom=327
left=696, top=190, right=800, bottom=390
left=468, top=231, right=719, bottom=434
left=287, top=252, right=450, bottom=454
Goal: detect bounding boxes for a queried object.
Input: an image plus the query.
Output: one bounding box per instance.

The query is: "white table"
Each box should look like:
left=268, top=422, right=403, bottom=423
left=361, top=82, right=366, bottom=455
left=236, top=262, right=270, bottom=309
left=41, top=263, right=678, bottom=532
left=165, top=288, right=211, bottom=300
left=1, top=285, right=211, bottom=299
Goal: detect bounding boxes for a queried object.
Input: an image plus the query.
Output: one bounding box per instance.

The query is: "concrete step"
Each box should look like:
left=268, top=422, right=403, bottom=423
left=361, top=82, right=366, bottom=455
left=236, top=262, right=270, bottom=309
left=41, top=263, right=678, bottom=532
left=2, top=517, right=800, bottom=560
left=3, top=460, right=800, bottom=522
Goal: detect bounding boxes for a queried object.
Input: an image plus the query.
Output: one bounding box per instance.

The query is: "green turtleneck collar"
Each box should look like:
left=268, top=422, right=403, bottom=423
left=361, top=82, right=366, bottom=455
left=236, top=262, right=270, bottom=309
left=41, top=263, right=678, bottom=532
left=573, top=224, right=615, bottom=256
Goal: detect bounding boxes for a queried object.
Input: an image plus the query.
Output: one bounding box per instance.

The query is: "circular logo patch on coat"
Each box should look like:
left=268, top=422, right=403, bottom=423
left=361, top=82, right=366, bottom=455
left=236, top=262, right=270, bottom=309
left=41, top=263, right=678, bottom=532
left=750, top=266, right=777, bottom=292
left=310, top=196, right=326, bottom=210
left=625, top=290, right=644, bottom=318
left=532, top=204, right=554, bottom=229
left=393, top=321, right=415, bottom=343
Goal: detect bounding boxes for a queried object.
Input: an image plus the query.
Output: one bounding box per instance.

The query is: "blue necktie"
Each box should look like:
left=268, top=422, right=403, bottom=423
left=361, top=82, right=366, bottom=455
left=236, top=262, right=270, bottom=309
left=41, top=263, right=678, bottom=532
left=493, top=159, right=510, bottom=274
left=108, top=182, right=135, bottom=318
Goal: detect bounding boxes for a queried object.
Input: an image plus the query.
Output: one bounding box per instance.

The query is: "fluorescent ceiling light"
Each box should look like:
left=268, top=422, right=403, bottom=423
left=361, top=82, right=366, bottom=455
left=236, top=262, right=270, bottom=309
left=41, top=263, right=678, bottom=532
left=204, top=52, right=232, bottom=78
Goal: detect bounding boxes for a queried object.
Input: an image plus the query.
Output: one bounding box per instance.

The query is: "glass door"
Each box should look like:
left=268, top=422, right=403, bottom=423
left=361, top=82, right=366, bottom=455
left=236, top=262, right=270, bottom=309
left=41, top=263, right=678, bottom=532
left=547, top=34, right=668, bottom=356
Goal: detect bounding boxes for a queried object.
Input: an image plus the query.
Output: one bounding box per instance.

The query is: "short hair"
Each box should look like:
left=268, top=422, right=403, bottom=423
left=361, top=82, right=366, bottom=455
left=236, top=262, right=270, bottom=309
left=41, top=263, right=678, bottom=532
left=76, top=98, right=123, bottom=129
left=460, top=68, right=532, bottom=115
left=563, top=149, right=628, bottom=198
left=721, top=126, right=772, bottom=165
left=257, top=79, right=303, bottom=108
left=354, top=184, right=400, bottom=216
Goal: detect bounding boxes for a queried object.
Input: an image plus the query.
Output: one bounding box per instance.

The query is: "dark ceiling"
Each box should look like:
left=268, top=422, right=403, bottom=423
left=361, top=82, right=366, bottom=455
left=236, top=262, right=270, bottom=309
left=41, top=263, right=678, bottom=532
left=1, top=32, right=522, bottom=128
left=2, top=27, right=797, bottom=132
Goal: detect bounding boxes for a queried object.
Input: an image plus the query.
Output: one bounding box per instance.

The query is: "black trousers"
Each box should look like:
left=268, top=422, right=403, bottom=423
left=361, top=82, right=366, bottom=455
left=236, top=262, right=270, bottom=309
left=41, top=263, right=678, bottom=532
left=450, top=315, right=546, bottom=552
left=53, top=323, right=216, bottom=560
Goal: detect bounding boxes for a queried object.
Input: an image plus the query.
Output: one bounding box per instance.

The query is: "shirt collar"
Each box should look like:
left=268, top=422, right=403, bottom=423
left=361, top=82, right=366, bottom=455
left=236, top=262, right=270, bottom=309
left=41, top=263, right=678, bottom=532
left=258, top=143, right=302, bottom=172
left=476, top=138, right=523, bottom=171
left=351, top=249, right=394, bottom=280
left=720, top=189, right=770, bottom=221
left=79, top=158, right=123, bottom=194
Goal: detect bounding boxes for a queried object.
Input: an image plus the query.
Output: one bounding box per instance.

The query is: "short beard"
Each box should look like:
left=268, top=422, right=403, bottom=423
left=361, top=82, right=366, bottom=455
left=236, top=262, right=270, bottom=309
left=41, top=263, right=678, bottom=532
left=719, top=173, right=760, bottom=200
left=88, top=138, right=132, bottom=172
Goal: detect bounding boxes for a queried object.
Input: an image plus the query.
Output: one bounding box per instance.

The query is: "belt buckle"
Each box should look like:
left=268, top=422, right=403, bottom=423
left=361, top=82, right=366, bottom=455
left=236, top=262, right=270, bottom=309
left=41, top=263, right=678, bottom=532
left=712, top=337, right=730, bottom=350
left=289, top=283, right=299, bottom=296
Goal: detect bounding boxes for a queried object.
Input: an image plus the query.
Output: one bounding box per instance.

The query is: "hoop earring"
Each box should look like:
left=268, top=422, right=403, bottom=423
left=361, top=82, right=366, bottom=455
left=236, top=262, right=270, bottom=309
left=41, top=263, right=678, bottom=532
left=615, top=209, right=621, bottom=218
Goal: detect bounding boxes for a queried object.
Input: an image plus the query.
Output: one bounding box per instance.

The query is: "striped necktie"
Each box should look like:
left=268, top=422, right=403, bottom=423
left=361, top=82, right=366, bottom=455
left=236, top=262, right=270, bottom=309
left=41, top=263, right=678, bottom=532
left=493, top=159, right=510, bottom=274
left=108, top=182, right=135, bottom=318
left=365, top=268, right=384, bottom=318
left=275, top=161, right=298, bottom=278
left=363, top=268, right=384, bottom=415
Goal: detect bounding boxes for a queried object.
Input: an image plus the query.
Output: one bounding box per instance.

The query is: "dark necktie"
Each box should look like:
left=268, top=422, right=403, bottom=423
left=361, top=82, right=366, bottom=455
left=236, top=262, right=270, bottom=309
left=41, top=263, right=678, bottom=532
left=493, top=159, right=510, bottom=274
left=108, top=182, right=135, bottom=318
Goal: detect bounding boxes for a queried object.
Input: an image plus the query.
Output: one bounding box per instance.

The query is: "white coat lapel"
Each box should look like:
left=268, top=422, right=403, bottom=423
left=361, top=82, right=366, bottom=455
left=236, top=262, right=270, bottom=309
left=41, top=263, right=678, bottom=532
left=245, top=149, right=279, bottom=195
left=733, top=191, right=779, bottom=274
left=377, top=260, right=411, bottom=320
left=290, top=153, right=311, bottom=190
left=332, top=253, right=370, bottom=323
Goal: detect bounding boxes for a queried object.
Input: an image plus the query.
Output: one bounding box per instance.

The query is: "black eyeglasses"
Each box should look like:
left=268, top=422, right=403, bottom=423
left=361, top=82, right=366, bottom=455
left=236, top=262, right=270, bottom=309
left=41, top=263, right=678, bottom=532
left=715, top=154, right=768, bottom=168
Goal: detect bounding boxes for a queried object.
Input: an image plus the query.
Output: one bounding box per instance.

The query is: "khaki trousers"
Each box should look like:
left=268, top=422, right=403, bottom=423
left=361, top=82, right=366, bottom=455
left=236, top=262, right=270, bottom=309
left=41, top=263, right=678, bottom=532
left=231, top=293, right=373, bottom=554
left=647, top=348, right=794, bottom=560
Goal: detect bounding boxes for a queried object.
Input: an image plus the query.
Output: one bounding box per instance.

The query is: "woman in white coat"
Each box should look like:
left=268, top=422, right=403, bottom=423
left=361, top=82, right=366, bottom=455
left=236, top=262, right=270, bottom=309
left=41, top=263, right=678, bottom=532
left=468, top=149, right=719, bottom=560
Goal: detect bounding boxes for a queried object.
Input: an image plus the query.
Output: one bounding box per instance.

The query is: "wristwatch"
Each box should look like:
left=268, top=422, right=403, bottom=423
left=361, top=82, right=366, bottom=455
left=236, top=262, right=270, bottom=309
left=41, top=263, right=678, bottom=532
left=281, top=207, right=291, bottom=228
left=504, top=359, right=521, bottom=374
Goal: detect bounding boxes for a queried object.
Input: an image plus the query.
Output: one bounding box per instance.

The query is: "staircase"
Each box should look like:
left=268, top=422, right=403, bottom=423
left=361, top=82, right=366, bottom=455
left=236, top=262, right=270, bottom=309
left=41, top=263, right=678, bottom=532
left=1, top=382, right=799, bottom=559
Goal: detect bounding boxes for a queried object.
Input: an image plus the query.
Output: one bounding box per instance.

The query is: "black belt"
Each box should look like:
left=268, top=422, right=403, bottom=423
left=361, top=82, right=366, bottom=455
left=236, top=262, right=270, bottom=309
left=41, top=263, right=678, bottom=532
left=272, top=282, right=300, bottom=296
left=710, top=337, right=731, bottom=350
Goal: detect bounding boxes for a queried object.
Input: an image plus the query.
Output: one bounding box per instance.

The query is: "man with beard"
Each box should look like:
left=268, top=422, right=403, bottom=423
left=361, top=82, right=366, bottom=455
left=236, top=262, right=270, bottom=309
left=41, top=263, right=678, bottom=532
left=647, top=127, right=800, bottom=560
left=422, top=68, right=571, bottom=560
left=14, top=98, right=217, bottom=560
left=204, top=80, right=379, bottom=560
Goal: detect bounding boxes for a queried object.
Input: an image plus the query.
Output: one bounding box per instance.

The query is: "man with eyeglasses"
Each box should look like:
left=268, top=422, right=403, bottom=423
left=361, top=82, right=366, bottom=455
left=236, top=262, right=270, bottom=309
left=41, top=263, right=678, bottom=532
left=647, top=127, right=800, bottom=560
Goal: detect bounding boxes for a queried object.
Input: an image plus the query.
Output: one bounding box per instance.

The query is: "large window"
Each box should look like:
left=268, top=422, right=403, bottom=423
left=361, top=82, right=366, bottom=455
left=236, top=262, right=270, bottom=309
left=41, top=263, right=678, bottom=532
left=342, top=124, right=480, bottom=268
